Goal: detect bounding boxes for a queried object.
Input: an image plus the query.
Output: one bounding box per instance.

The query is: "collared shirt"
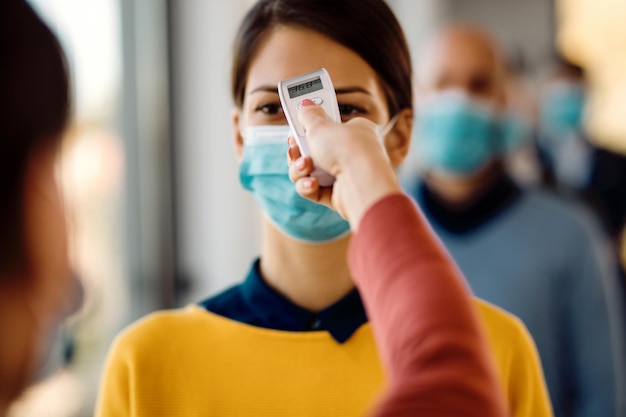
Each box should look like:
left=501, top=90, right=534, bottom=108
left=417, top=174, right=521, bottom=235
left=199, top=259, right=368, bottom=343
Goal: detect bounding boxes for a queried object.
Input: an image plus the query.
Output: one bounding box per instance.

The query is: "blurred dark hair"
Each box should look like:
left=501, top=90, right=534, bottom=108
left=0, top=0, right=71, bottom=276
left=231, top=0, right=413, bottom=116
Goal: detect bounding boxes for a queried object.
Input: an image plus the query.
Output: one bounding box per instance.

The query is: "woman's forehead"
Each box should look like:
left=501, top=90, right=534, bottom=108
left=245, top=26, right=383, bottom=95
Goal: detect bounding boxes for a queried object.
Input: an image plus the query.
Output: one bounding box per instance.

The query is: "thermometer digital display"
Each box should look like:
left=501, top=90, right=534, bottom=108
left=288, top=77, right=323, bottom=98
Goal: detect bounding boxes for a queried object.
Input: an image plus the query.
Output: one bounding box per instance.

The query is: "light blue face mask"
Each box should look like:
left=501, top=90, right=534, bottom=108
left=540, top=82, right=586, bottom=140
left=415, top=92, right=502, bottom=175
left=30, top=273, right=82, bottom=384
left=239, top=125, right=350, bottom=243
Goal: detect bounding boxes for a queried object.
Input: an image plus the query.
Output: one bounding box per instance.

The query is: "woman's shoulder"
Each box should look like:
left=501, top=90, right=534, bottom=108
left=519, top=188, right=600, bottom=230
left=472, top=298, right=528, bottom=342
left=472, top=298, right=553, bottom=417
left=472, top=298, right=546, bottom=372
left=109, top=306, right=231, bottom=358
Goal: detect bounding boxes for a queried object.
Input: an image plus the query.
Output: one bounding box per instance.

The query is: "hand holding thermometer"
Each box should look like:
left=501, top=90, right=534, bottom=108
left=278, top=68, right=340, bottom=187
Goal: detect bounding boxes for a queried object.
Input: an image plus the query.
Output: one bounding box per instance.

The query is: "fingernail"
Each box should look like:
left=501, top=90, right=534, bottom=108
left=300, top=99, right=315, bottom=107
left=296, top=158, right=306, bottom=171
left=303, top=178, right=314, bottom=189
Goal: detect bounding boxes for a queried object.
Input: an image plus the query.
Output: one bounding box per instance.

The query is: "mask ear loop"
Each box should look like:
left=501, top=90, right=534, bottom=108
left=380, top=113, right=401, bottom=138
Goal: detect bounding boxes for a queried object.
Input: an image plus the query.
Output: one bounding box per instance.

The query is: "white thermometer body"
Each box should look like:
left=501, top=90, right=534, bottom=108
left=278, top=68, right=340, bottom=187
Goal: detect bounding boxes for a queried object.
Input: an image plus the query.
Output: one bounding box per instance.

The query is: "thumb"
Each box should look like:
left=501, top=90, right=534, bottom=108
left=297, top=99, right=333, bottom=134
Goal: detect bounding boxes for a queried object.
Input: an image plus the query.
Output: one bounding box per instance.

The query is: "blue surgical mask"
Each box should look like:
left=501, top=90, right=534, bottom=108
left=540, top=82, right=586, bottom=140
left=415, top=91, right=502, bottom=175
left=30, top=273, right=82, bottom=384
left=31, top=324, right=73, bottom=383
left=239, top=125, right=350, bottom=243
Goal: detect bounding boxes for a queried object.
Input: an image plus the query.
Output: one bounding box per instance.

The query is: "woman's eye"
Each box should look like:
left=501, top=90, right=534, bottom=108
left=255, top=103, right=284, bottom=115
left=338, top=104, right=365, bottom=119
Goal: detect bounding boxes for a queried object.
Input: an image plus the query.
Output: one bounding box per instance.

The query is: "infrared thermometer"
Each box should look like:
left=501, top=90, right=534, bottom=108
left=278, top=68, right=340, bottom=187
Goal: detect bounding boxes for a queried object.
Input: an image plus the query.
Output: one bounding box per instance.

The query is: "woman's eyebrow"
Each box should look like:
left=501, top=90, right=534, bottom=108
left=248, top=85, right=372, bottom=96
left=249, top=85, right=279, bottom=94
left=335, top=86, right=372, bottom=96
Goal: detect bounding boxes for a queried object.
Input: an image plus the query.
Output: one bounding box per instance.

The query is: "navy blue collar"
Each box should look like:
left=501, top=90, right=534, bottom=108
left=417, top=174, right=521, bottom=234
left=199, top=259, right=368, bottom=343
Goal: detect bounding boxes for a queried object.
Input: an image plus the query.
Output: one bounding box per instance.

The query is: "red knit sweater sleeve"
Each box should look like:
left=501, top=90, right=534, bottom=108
left=348, top=193, right=507, bottom=417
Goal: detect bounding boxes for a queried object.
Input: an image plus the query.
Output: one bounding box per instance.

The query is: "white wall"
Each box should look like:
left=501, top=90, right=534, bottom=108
left=445, top=0, right=554, bottom=76
left=170, top=0, right=262, bottom=303
left=386, top=0, right=450, bottom=187
left=388, top=0, right=450, bottom=73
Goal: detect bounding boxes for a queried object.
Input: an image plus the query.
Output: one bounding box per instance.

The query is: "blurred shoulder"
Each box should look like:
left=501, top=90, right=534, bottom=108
left=522, top=188, right=594, bottom=222
left=518, top=188, right=606, bottom=238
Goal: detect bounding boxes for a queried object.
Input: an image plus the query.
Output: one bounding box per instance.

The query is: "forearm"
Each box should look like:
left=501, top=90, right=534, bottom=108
left=349, top=194, right=507, bottom=417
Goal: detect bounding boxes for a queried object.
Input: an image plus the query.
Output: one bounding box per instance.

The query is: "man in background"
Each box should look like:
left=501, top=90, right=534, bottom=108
left=410, top=24, right=625, bottom=417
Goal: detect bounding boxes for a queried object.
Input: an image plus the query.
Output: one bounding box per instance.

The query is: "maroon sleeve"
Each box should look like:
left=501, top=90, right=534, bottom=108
left=348, top=193, right=507, bottom=417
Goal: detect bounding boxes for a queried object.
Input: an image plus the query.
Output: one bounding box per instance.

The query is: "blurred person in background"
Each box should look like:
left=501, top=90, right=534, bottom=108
left=0, top=0, right=82, bottom=415
left=500, top=46, right=544, bottom=187
left=95, top=1, right=551, bottom=416
left=538, top=57, right=594, bottom=194
left=410, top=23, right=625, bottom=417
left=539, top=56, right=626, bottom=282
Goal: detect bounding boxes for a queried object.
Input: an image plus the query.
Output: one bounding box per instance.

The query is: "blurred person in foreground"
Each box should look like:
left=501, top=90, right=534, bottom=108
left=409, top=24, right=625, bottom=417
left=0, top=0, right=82, bottom=414
left=95, top=1, right=551, bottom=416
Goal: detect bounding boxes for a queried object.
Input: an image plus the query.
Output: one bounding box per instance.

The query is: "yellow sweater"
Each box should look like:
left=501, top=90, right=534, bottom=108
left=95, top=299, right=552, bottom=417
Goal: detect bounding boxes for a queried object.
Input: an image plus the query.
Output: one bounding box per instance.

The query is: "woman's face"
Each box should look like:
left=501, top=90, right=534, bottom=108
left=233, top=25, right=410, bottom=164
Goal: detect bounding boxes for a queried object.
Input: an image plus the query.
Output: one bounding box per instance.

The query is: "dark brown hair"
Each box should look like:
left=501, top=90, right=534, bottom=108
left=231, top=0, right=412, bottom=116
left=0, top=0, right=71, bottom=275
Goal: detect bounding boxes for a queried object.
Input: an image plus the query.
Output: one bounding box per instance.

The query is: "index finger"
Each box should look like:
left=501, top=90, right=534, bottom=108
left=297, top=99, right=334, bottom=134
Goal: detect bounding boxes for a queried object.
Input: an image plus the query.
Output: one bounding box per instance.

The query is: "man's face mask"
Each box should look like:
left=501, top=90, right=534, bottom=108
left=540, top=81, right=586, bottom=141
left=414, top=90, right=524, bottom=176
left=239, top=118, right=396, bottom=243
left=538, top=81, right=591, bottom=189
